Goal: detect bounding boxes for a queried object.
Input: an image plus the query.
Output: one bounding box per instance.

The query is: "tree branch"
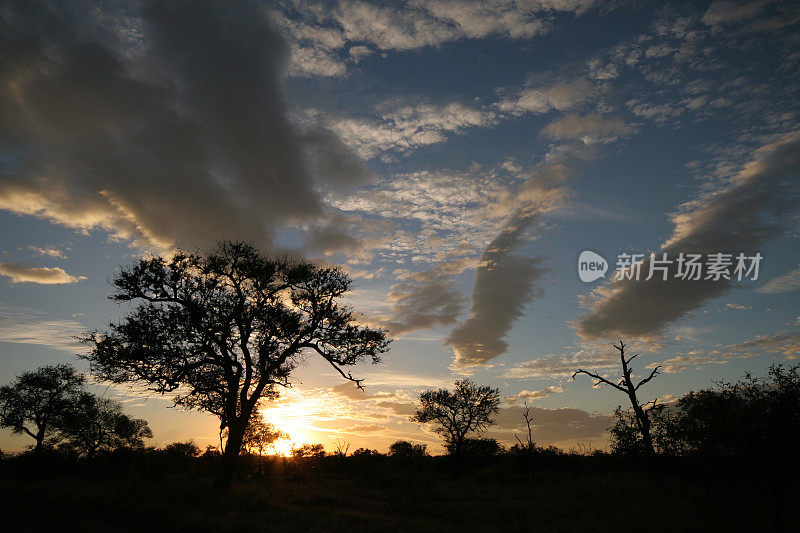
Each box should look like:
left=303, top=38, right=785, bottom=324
left=635, top=366, right=662, bottom=391
left=572, top=369, right=628, bottom=393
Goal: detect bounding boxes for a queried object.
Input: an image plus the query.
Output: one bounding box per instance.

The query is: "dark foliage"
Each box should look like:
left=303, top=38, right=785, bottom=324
left=388, top=440, right=428, bottom=458
left=57, top=392, right=152, bottom=458
left=0, top=364, right=84, bottom=452
left=291, top=443, right=325, bottom=458
left=82, top=240, right=389, bottom=487
left=411, top=379, right=501, bottom=455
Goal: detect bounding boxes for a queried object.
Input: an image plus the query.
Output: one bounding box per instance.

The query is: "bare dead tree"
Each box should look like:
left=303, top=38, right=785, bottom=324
left=572, top=341, right=661, bottom=455
left=333, top=438, right=350, bottom=457
left=514, top=401, right=535, bottom=453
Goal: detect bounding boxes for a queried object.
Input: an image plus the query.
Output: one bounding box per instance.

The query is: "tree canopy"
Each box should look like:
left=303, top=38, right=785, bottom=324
left=57, top=392, right=152, bottom=457
left=411, top=379, right=500, bottom=455
left=82, top=241, right=390, bottom=486
left=0, top=364, right=84, bottom=452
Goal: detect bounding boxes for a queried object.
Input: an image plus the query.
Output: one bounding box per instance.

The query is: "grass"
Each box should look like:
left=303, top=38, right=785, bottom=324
left=1, top=454, right=796, bottom=532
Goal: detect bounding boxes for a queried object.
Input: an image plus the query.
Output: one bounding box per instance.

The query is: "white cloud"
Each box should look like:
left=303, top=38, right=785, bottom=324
left=0, top=263, right=84, bottom=284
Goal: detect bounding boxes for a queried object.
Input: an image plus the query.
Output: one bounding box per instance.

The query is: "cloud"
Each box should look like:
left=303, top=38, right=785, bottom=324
left=505, top=348, right=619, bottom=378
left=331, top=381, right=395, bottom=401
left=576, top=131, right=800, bottom=340
left=446, top=168, right=575, bottom=366
left=492, top=405, right=614, bottom=445
left=758, top=266, right=800, bottom=293
left=701, top=1, right=769, bottom=27
left=719, top=331, right=800, bottom=358
left=340, top=424, right=387, bottom=433
left=382, top=259, right=474, bottom=335
left=657, top=353, right=730, bottom=373
left=0, top=0, right=367, bottom=251
left=0, top=263, right=84, bottom=284
left=326, top=101, right=497, bottom=159
left=725, top=303, right=751, bottom=310
left=541, top=113, right=634, bottom=144
left=29, top=246, right=68, bottom=259
left=375, top=401, right=418, bottom=416
left=495, top=76, right=596, bottom=116
left=446, top=214, right=549, bottom=366
left=0, top=307, right=86, bottom=352
left=507, top=385, right=564, bottom=403
left=272, top=0, right=602, bottom=78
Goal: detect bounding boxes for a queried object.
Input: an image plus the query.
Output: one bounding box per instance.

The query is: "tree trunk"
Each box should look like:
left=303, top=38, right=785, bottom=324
left=213, top=419, right=246, bottom=489
left=631, top=398, right=654, bottom=455
left=34, top=432, right=44, bottom=453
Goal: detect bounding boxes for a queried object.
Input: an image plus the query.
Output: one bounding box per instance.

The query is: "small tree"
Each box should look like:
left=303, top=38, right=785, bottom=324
left=0, top=364, right=84, bottom=453
left=411, top=379, right=501, bottom=456
left=82, top=241, right=389, bottom=487
left=513, top=401, right=535, bottom=454
left=58, top=392, right=152, bottom=457
left=291, top=443, right=325, bottom=458
left=388, top=440, right=428, bottom=457
left=240, top=412, right=285, bottom=456
left=164, top=441, right=201, bottom=457
left=573, top=341, right=661, bottom=455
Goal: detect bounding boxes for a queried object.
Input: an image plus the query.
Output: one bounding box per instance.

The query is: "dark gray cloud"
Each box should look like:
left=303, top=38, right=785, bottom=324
left=382, top=259, right=472, bottom=336
left=445, top=208, right=549, bottom=366
left=0, top=0, right=365, bottom=250
left=577, top=131, right=800, bottom=340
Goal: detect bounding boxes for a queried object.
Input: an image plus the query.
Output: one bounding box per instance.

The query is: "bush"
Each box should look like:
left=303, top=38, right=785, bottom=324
left=291, top=443, right=325, bottom=458
left=163, top=441, right=201, bottom=457
left=351, top=448, right=382, bottom=457
left=454, top=437, right=501, bottom=457
left=388, top=440, right=428, bottom=458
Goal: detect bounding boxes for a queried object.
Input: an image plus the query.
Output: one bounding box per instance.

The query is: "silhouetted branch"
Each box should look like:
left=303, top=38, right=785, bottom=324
left=635, top=366, right=662, bottom=391
left=572, top=369, right=627, bottom=393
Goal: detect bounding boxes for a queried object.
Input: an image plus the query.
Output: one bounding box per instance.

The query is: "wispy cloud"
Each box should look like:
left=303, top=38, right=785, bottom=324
left=576, top=131, right=800, bottom=340
left=758, top=266, right=800, bottom=293
left=0, top=307, right=86, bottom=352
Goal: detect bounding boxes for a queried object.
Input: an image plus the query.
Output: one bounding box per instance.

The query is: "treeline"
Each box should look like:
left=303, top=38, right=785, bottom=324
left=611, top=363, right=800, bottom=458
left=0, top=364, right=151, bottom=457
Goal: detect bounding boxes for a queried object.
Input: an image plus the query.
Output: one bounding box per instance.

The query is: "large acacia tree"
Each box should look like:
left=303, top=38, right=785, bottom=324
left=83, top=241, right=389, bottom=487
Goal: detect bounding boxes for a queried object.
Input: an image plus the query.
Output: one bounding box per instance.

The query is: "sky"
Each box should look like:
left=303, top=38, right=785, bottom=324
left=1, top=0, right=799, bottom=455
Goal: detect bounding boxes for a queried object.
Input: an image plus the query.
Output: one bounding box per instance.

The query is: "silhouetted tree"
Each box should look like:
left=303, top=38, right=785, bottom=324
left=82, top=241, right=389, bottom=487
left=388, top=440, right=428, bottom=457
left=657, top=363, right=800, bottom=457
left=291, top=443, right=325, bottom=458
left=0, top=364, right=84, bottom=453
left=57, top=392, right=152, bottom=457
left=573, top=341, right=661, bottom=455
left=164, top=440, right=201, bottom=457
left=459, top=437, right=501, bottom=456
left=351, top=447, right=381, bottom=457
left=411, top=379, right=501, bottom=456
left=332, top=438, right=350, bottom=456
left=513, top=401, right=535, bottom=454
left=240, top=412, right=285, bottom=455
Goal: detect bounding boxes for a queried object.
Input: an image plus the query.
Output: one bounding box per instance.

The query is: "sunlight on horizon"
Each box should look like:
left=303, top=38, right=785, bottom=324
left=258, top=396, right=321, bottom=455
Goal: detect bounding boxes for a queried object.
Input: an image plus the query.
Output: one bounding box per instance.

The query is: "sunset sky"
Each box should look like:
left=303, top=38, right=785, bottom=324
left=1, top=0, right=799, bottom=454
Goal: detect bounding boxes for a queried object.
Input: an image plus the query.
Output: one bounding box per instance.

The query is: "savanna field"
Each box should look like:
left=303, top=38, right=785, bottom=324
left=2, top=452, right=797, bottom=532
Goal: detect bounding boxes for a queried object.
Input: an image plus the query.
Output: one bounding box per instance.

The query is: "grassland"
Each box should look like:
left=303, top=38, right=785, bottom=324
left=1, top=453, right=796, bottom=532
